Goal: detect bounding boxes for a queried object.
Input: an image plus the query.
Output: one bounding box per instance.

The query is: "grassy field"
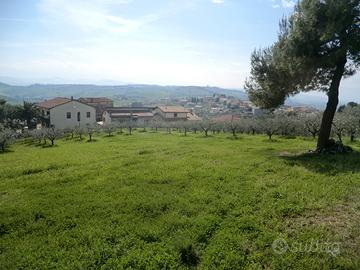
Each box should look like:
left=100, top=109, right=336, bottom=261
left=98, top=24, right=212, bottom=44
left=1, top=131, right=359, bottom=269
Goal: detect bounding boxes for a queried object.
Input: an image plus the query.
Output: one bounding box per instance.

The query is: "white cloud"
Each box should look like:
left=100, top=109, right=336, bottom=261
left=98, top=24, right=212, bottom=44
left=211, top=0, right=225, bottom=4
left=38, top=0, right=156, bottom=34
left=281, top=0, right=295, bottom=8
left=270, top=0, right=295, bottom=9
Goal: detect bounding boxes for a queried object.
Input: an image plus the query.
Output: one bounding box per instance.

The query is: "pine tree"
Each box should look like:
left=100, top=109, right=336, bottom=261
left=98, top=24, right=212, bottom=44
left=245, top=0, right=360, bottom=151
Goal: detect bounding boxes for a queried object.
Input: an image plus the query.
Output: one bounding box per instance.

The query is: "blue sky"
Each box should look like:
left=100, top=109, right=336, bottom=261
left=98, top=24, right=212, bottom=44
left=0, top=0, right=359, bottom=101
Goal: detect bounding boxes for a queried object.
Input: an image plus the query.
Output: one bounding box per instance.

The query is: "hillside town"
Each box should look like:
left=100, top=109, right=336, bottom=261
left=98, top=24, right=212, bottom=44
left=163, top=94, right=319, bottom=117
left=34, top=94, right=319, bottom=129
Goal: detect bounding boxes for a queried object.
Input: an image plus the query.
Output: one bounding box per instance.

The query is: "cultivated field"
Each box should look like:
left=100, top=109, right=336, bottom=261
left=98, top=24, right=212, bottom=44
left=1, top=132, right=359, bottom=269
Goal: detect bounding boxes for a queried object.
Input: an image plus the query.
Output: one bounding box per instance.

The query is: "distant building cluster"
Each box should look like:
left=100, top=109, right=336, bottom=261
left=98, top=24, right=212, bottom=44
left=164, top=93, right=319, bottom=119
left=36, top=97, right=200, bottom=129
left=36, top=93, right=318, bottom=129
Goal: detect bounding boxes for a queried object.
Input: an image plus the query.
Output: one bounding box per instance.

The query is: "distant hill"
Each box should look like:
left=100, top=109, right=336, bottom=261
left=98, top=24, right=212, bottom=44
left=0, top=81, right=331, bottom=108
left=0, top=82, right=248, bottom=103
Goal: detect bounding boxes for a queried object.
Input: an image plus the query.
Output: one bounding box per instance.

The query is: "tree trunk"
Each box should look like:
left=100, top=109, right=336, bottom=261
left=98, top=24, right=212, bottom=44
left=51, top=139, right=54, bottom=146
left=317, top=56, right=347, bottom=150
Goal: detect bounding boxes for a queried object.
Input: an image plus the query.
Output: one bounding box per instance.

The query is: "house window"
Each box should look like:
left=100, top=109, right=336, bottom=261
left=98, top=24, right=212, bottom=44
left=66, top=112, right=71, bottom=119
left=86, top=112, right=91, bottom=118
left=47, top=111, right=50, bottom=116
left=77, top=112, right=81, bottom=122
left=174, top=113, right=178, bottom=118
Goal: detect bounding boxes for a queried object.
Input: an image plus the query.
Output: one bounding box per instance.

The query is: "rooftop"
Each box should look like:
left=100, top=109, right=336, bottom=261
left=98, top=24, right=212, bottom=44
left=36, top=97, right=70, bottom=109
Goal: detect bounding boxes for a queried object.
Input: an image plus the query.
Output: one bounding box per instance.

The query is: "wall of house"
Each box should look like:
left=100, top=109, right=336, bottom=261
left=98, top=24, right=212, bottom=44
left=164, top=112, right=187, bottom=119
left=102, top=111, right=112, bottom=125
left=154, top=108, right=187, bottom=119
left=50, top=101, right=96, bottom=129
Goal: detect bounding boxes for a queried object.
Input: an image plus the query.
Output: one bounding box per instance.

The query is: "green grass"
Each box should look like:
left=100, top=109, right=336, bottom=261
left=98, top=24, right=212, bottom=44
left=1, top=132, right=359, bottom=269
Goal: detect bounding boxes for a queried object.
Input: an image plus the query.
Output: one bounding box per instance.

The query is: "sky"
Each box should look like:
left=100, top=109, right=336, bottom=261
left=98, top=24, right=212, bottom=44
left=0, top=0, right=359, bottom=102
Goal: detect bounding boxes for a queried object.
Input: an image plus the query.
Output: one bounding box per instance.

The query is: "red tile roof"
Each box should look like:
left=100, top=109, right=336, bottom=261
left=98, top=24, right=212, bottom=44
left=36, top=97, right=70, bottom=109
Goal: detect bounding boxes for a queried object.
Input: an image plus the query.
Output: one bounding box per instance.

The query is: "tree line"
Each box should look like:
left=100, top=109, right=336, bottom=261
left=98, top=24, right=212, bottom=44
left=1, top=102, right=359, bottom=153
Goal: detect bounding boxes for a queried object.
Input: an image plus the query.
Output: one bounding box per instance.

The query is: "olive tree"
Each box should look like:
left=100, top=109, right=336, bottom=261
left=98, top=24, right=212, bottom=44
left=29, top=128, right=44, bottom=144
left=224, top=116, right=243, bottom=137
left=150, top=119, right=161, bottom=133
left=259, top=115, right=280, bottom=140
left=276, top=113, right=297, bottom=136
left=0, top=129, right=14, bottom=152
left=163, top=121, right=174, bottom=134
left=332, top=114, right=347, bottom=142
left=343, top=105, right=360, bottom=141
left=86, top=125, right=98, bottom=141
left=199, top=119, right=214, bottom=137
left=64, top=127, right=76, bottom=139
left=125, top=117, right=137, bottom=135
left=44, top=127, right=62, bottom=146
left=103, top=124, right=116, bottom=137
left=75, top=126, right=86, bottom=140
left=303, top=113, right=322, bottom=139
left=245, top=118, right=260, bottom=135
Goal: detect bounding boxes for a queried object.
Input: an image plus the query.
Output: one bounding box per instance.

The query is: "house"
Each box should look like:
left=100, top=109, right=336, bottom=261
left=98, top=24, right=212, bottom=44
left=154, top=106, right=190, bottom=121
left=154, top=106, right=200, bottom=121
left=102, top=105, right=200, bottom=125
left=78, top=97, right=113, bottom=121
left=37, top=97, right=96, bottom=129
left=102, top=107, right=155, bottom=125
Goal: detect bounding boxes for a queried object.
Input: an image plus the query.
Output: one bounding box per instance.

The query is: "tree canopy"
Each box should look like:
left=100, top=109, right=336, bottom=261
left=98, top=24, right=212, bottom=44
left=245, top=0, right=360, bottom=150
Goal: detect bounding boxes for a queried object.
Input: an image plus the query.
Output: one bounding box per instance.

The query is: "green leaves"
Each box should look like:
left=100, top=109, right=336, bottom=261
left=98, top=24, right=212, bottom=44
left=245, top=0, right=360, bottom=109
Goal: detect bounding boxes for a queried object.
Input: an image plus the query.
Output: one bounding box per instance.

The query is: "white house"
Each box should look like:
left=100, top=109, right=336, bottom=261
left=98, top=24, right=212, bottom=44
left=154, top=106, right=189, bottom=120
left=37, top=97, right=96, bottom=129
